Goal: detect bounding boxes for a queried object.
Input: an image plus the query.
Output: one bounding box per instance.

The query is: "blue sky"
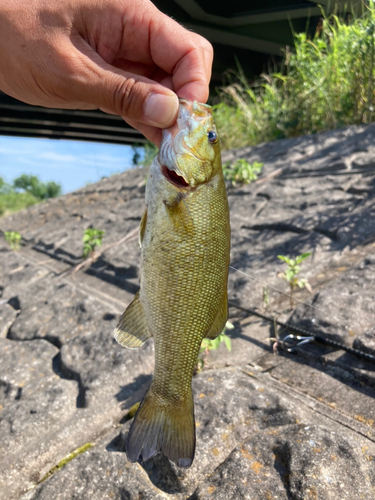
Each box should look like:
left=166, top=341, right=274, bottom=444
left=0, top=136, right=137, bottom=194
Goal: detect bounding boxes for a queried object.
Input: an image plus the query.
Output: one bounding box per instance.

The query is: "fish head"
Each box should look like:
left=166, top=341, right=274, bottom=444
left=158, top=100, right=220, bottom=189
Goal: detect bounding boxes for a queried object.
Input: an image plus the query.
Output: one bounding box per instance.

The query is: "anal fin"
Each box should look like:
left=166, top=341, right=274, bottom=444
left=205, top=292, right=228, bottom=340
left=114, top=291, right=151, bottom=349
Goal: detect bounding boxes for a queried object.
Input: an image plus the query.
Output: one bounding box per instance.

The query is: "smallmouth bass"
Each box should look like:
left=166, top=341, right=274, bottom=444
left=114, top=100, right=230, bottom=468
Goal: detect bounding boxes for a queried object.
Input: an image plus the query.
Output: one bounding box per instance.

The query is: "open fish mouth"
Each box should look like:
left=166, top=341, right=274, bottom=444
left=161, top=165, right=190, bottom=189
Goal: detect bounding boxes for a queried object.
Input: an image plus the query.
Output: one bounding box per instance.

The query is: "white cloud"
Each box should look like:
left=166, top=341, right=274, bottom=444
left=38, top=152, right=78, bottom=163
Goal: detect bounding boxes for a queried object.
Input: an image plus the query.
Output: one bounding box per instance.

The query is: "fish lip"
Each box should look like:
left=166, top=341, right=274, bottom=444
left=160, top=165, right=190, bottom=190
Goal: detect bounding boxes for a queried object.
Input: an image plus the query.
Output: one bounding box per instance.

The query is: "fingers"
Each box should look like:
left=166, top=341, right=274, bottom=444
left=0, top=0, right=213, bottom=144
left=69, top=27, right=211, bottom=143
left=58, top=37, right=179, bottom=129
left=103, top=0, right=213, bottom=104
left=146, top=8, right=214, bottom=103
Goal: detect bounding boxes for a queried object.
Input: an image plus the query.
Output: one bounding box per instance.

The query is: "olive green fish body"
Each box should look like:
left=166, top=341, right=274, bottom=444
left=114, top=101, right=230, bottom=467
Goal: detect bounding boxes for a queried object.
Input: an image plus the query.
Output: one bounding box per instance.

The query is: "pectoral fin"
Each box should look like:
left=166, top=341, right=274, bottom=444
left=139, top=208, right=147, bottom=247
left=114, top=291, right=151, bottom=348
left=205, top=293, right=228, bottom=340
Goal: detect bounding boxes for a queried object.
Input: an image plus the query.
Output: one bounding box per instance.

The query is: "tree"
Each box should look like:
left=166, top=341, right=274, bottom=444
left=13, top=175, right=61, bottom=199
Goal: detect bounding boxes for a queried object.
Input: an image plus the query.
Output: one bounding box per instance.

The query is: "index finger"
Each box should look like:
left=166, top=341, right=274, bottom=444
left=148, top=8, right=213, bottom=102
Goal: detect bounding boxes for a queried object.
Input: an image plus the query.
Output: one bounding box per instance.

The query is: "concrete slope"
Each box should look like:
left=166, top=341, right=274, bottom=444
left=1, top=124, right=375, bottom=499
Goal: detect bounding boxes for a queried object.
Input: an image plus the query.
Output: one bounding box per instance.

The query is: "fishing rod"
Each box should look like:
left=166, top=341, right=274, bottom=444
left=228, top=302, right=375, bottom=364
left=228, top=266, right=375, bottom=364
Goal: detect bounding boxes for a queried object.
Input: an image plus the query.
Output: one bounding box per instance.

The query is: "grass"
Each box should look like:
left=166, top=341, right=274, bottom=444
left=0, top=175, right=62, bottom=217
left=4, top=231, right=22, bottom=251
left=214, top=3, right=375, bottom=150
left=0, top=191, right=39, bottom=217
left=37, top=443, right=93, bottom=484
left=132, top=141, right=158, bottom=167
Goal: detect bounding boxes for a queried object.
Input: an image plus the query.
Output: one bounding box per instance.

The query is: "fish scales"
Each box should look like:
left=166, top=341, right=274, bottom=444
left=145, top=177, right=228, bottom=399
left=114, top=100, right=230, bottom=468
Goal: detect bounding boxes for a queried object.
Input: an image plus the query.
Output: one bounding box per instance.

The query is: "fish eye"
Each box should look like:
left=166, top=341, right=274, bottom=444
left=207, top=129, right=218, bottom=144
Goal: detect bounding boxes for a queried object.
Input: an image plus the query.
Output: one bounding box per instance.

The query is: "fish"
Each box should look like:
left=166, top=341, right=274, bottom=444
left=114, top=99, right=230, bottom=468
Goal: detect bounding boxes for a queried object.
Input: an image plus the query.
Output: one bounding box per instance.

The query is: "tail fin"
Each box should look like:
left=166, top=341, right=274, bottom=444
left=126, top=385, right=195, bottom=468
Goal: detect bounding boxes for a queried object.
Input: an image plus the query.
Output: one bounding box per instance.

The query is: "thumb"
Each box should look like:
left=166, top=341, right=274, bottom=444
left=100, top=73, right=179, bottom=128
left=62, top=44, right=179, bottom=128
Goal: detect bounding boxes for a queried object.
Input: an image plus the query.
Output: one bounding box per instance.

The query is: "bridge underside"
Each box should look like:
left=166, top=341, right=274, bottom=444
left=0, top=94, right=146, bottom=145
left=0, top=0, right=361, bottom=145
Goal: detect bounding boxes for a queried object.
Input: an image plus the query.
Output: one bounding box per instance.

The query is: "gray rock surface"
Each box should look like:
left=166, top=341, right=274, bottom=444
left=1, top=123, right=375, bottom=499
left=354, top=328, right=375, bottom=356
left=0, top=303, right=18, bottom=338
left=192, top=424, right=375, bottom=500
left=289, top=254, right=375, bottom=344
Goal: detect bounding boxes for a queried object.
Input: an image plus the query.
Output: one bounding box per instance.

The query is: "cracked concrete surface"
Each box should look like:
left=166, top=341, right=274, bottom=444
left=1, top=124, right=375, bottom=499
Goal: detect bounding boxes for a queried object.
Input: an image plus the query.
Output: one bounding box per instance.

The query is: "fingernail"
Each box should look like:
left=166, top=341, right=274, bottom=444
left=144, top=93, right=178, bottom=127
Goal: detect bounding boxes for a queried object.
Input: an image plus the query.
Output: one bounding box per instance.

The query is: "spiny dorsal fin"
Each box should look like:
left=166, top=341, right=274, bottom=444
left=205, top=292, right=228, bottom=340
left=139, top=208, right=147, bottom=247
left=114, top=291, right=151, bottom=348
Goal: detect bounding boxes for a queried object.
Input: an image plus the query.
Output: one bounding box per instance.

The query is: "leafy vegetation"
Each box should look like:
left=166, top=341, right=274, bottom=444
left=223, top=159, right=263, bottom=185
left=197, top=321, right=234, bottom=371
left=13, top=174, right=61, bottom=200
left=0, top=175, right=62, bottom=217
left=82, top=228, right=104, bottom=259
left=0, top=191, right=39, bottom=217
left=214, top=4, right=375, bottom=149
left=277, top=253, right=312, bottom=306
left=4, top=231, right=22, bottom=251
left=132, top=141, right=158, bottom=167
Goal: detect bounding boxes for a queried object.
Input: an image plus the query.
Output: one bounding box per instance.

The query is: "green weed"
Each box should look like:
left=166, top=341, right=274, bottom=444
left=4, top=231, right=22, bottom=251
left=223, top=159, right=263, bottom=185
left=197, top=321, right=234, bottom=371
left=277, top=253, right=312, bottom=307
left=0, top=175, right=61, bottom=217
left=132, top=141, right=158, bottom=167
left=82, top=228, right=104, bottom=259
left=214, top=4, right=375, bottom=149
left=38, top=443, right=93, bottom=484
left=262, top=285, right=270, bottom=310
left=0, top=192, right=39, bottom=217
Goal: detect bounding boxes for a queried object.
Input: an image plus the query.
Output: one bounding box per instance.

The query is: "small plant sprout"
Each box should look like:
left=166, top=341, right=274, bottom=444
left=197, top=321, right=234, bottom=371
left=223, top=159, right=263, bottom=186
left=262, top=285, right=270, bottom=310
left=277, top=252, right=312, bottom=307
left=4, top=231, right=21, bottom=251
left=82, top=228, right=104, bottom=259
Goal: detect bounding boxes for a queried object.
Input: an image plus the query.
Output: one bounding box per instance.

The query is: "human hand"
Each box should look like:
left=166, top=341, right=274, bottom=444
left=0, top=0, right=213, bottom=145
